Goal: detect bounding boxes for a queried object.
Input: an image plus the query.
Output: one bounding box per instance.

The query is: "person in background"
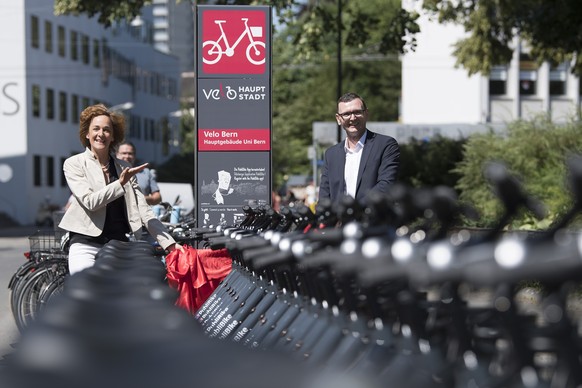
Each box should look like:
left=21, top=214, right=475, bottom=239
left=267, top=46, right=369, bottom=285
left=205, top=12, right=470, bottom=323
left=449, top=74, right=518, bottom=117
left=272, top=190, right=282, bottom=212
left=318, top=92, right=400, bottom=204
left=304, top=179, right=317, bottom=210
left=59, top=104, right=182, bottom=275
left=116, top=141, right=161, bottom=206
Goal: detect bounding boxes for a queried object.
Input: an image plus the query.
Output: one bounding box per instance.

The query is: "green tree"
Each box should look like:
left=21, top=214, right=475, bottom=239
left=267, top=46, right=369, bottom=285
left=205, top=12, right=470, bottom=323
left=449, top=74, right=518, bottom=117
left=420, top=0, right=582, bottom=75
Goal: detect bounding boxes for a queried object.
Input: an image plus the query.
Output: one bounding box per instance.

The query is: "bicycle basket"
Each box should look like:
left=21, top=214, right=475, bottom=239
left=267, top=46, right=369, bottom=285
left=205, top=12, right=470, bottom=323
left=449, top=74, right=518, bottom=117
left=28, top=230, right=68, bottom=253
left=250, top=26, right=262, bottom=38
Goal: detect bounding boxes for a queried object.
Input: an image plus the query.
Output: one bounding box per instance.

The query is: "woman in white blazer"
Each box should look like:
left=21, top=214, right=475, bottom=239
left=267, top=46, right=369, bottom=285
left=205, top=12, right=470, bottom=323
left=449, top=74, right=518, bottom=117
left=59, top=104, right=181, bottom=274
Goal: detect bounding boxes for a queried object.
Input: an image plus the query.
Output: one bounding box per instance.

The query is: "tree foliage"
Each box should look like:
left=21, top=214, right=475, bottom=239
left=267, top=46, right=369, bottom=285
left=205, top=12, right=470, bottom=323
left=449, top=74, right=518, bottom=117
left=54, top=0, right=150, bottom=27
left=420, top=0, right=582, bottom=75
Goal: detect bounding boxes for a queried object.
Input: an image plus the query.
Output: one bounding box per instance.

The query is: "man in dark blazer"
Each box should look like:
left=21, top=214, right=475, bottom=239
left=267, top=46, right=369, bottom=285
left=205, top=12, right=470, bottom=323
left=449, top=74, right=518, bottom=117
left=318, top=92, right=400, bottom=204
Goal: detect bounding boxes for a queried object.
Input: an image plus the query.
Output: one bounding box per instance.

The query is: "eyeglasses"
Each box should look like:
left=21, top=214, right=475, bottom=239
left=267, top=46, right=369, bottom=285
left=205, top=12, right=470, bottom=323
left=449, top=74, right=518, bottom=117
left=337, top=109, right=366, bottom=120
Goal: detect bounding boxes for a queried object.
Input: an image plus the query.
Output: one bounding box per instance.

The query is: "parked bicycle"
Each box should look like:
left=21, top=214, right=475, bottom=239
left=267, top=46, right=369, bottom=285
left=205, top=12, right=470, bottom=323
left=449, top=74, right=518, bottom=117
left=8, top=210, right=199, bottom=331
left=8, top=230, right=69, bottom=332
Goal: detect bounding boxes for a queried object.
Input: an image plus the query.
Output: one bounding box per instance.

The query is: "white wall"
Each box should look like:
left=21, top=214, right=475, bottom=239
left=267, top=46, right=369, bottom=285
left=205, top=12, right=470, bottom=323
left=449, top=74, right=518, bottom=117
left=401, top=7, right=484, bottom=124
left=0, top=1, right=27, bottom=159
left=0, top=1, right=28, bottom=223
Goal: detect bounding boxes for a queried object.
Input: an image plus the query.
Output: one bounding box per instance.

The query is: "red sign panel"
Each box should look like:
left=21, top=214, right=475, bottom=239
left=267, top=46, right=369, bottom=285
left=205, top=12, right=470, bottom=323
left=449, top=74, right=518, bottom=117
left=202, top=10, right=266, bottom=74
left=198, top=128, right=270, bottom=151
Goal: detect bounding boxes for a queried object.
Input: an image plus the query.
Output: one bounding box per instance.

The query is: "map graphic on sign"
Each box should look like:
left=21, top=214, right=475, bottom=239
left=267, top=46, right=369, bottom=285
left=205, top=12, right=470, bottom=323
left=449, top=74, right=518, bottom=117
left=202, top=10, right=266, bottom=74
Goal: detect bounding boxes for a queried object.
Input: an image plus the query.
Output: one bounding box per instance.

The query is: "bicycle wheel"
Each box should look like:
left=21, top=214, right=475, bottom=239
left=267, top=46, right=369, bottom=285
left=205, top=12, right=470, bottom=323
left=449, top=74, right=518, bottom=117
left=9, top=260, right=37, bottom=319
left=246, top=41, right=266, bottom=65
left=9, top=252, right=65, bottom=321
left=38, top=274, right=67, bottom=310
left=15, top=259, right=67, bottom=331
left=202, top=41, right=222, bottom=65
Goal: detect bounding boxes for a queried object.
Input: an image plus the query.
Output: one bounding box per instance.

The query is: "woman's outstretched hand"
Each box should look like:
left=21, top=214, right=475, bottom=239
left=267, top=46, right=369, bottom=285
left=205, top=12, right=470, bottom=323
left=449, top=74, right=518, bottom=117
left=119, top=163, right=148, bottom=186
left=167, top=243, right=184, bottom=253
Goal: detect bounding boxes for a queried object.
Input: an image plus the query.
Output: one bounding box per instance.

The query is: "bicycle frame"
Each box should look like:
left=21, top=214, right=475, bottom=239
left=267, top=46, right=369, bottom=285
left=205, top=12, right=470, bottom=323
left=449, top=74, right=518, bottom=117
left=212, top=18, right=255, bottom=57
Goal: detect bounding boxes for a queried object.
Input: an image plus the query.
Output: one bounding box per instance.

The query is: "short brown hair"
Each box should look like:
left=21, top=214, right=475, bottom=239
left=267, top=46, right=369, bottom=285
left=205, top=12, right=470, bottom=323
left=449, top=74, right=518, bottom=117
left=78, top=104, right=125, bottom=149
left=337, top=92, right=368, bottom=110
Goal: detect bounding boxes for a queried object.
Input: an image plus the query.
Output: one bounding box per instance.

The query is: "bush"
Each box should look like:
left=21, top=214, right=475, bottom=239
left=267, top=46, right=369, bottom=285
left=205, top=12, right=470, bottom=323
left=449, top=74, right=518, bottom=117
left=399, top=135, right=466, bottom=188
left=454, top=116, right=582, bottom=229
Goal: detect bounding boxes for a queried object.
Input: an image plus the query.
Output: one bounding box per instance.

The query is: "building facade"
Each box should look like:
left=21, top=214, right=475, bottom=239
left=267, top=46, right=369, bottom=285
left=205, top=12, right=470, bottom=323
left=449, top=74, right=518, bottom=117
left=0, top=0, right=183, bottom=225
left=401, top=0, right=581, bottom=125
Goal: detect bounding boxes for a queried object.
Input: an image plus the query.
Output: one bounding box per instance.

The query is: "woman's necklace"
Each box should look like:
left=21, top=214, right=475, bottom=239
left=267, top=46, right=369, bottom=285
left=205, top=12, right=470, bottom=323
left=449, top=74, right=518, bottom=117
left=101, top=160, right=111, bottom=184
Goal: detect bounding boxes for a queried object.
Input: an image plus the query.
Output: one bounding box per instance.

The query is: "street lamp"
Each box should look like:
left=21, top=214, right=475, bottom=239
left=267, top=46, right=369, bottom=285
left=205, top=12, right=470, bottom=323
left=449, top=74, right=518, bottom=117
left=109, top=102, right=134, bottom=112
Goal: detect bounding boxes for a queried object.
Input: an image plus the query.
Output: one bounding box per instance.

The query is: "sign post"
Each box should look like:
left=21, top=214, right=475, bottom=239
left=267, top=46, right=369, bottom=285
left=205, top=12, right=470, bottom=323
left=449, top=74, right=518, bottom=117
left=196, top=5, right=272, bottom=228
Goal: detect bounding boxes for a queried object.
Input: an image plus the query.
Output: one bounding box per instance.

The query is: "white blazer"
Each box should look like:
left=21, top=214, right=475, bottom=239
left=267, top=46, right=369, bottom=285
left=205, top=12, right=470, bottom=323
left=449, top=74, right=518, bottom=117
left=59, top=148, right=175, bottom=249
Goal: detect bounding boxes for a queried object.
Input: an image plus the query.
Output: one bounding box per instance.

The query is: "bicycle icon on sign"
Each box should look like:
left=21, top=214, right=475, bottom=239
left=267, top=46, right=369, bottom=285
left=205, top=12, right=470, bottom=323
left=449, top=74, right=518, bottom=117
left=202, top=18, right=266, bottom=65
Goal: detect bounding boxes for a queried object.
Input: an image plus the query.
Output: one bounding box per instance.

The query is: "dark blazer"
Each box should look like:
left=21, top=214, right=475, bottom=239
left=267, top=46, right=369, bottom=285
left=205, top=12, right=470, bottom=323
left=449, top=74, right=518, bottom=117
left=318, top=129, right=400, bottom=203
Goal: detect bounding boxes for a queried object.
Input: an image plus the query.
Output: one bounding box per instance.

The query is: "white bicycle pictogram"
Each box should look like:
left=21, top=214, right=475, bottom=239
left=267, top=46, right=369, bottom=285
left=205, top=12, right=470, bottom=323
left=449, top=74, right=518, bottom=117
left=221, top=85, right=237, bottom=100
left=202, top=18, right=266, bottom=65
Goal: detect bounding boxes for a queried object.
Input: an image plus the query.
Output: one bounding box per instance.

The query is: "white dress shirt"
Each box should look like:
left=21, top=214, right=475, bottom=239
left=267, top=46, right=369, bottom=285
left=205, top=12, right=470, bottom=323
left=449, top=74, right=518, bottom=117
left=344, top=132, right=367, bottom=198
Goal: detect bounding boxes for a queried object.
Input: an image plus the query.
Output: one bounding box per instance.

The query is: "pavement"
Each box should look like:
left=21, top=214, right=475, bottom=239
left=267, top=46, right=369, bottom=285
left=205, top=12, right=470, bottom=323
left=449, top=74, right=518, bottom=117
left=0, top=225, right=50, bottom=238
left=0, top=232, right=31, bottom=357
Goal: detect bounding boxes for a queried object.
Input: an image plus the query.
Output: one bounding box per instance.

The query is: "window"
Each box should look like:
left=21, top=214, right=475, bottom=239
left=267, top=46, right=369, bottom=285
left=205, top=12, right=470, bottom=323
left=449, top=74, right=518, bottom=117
left=46, top=88, right=54, bottom=120
left=161, top=118, right=169, bottom=156
left=81, top=34, right=90, bottom=64
left=101, top=40, right=111, bottom=85
left=58, top=25, right=66, bottom=57
left=169, top=78, right=177, bottom=99
left=71, top=94, right=79, bottom=123
left=93, top=39, right=101, bottom=67
left=31, top=15, right=39, bottom=49
left=44, top=21, right=53, bottom=53
left=32, top=85, right=41, bottom=117
left=142, top=71, right=149, bottom=93
left=151, top=74, right=156, bottom=95
left=129, top=115, right=136, bottom=138
left=33, top=155, right=41, bottom=186
left=519, top=74, right=537, bottom=96
left=489, top=67, right=507, bottom=95
left=70, top=30, right=78, bottom=61
left=150, top=119, right=156, bottom=141
left=550, top=64, right=567, bottom=96
left=60, top=157, right=67, bottom=187
left=82, top=97, right=90, bottom=110
left=59, top=91, right=67, bottom=122
left=131, top=115, right=141, bottom=139
left=46, top=156, right=54, bottom=187
left=519, top=53, right=537, bottom=96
